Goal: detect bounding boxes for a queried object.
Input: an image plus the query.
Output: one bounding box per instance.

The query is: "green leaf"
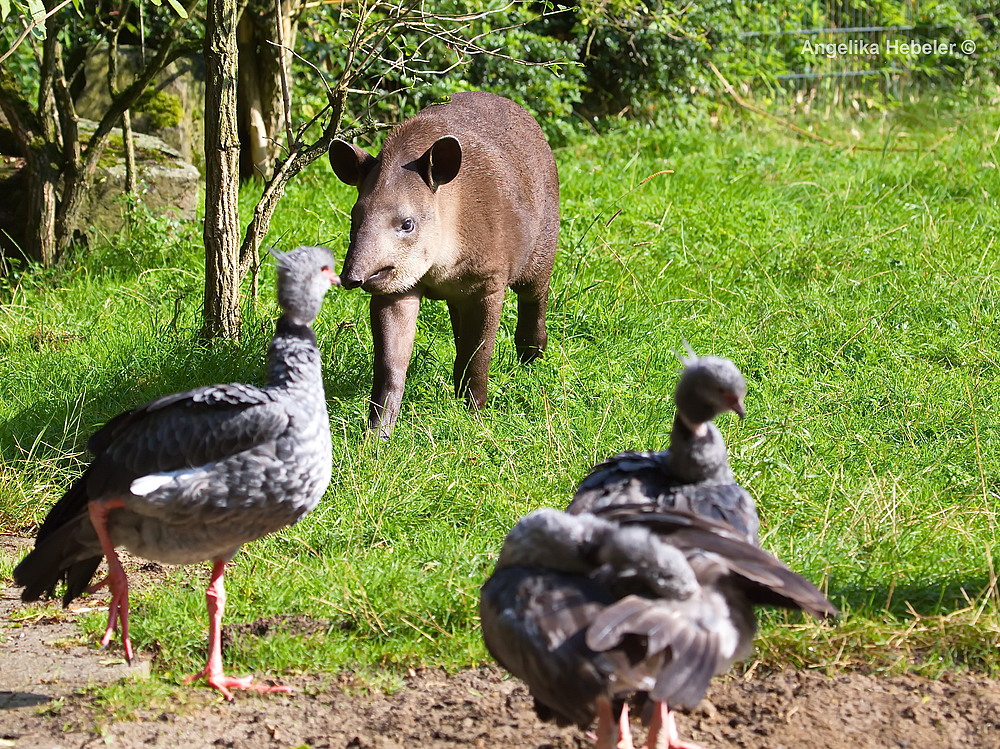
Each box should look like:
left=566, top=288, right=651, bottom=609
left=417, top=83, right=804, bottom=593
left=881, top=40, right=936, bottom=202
left=25, top=0, right=44, bottom=24
left=163, top=0, right=189, bottom=18
left=0, top=0, right=10, bottom=23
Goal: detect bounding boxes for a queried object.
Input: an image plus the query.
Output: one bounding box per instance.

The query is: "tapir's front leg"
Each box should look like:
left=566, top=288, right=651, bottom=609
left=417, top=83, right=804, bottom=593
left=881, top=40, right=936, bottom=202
left=449, top=290, right=505, bottom=410
left=370, top=293, right=421, bottom=439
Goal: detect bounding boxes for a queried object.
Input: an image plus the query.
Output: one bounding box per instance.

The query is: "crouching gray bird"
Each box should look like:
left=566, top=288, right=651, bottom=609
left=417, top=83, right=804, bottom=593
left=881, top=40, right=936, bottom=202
left=568, top=350, right=759, bottom=545
left=479, top=506, right=837, bottom=749
left=13, top=246, right=339, bottom=700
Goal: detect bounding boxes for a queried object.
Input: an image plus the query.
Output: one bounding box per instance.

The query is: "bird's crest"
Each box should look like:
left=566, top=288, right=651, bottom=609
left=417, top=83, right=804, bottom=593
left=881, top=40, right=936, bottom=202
left=673, top=339, right=699, bottom=368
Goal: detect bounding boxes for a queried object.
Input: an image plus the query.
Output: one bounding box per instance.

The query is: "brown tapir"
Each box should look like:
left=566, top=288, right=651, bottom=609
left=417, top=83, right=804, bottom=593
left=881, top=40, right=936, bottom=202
left=329, top=91, right=559, bottom=438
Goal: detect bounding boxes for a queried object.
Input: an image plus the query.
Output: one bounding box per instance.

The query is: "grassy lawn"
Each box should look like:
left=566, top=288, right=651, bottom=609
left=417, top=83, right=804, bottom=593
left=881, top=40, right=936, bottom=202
left=2, top=96, right=999, bottom=695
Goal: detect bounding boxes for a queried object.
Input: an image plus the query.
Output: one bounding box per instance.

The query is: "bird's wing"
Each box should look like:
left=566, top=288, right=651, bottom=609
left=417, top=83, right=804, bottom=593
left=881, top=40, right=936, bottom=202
left=33, top=469, right=93, bottom=544
left=567, top=451, right=675, bottom=515
left=569, top=452, right=760, bottom=544
left=680, top=481, right=760, bottom=544
left=86, top=383, right=290, bottom=499
left=480, top=567, right=617, bottom=728
left=14, top=469, right=103, bottom=603
left=596, top=506, right=838, bottom=620
left=586, top=593, right=722, bottom=709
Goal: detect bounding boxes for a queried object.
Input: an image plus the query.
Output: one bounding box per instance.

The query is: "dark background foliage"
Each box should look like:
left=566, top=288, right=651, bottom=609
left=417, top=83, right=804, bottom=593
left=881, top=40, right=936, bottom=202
left=290, top=0, right=998, bottom=144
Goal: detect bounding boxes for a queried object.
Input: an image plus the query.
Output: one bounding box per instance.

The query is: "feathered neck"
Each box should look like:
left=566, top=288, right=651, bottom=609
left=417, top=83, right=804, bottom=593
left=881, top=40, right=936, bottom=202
left=668, top=413, right=734, bottom=484
left=265, top=315, right=324, bottom=392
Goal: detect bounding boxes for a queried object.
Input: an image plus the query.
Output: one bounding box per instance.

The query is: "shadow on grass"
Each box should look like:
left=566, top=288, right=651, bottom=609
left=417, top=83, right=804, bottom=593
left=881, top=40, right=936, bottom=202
left=830, top=575, right=997, bottom=619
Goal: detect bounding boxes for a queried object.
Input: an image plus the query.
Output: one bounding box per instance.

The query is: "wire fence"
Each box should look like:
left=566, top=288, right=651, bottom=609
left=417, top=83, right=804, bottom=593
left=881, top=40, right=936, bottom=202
left=734, top=0, right=992, bottom=110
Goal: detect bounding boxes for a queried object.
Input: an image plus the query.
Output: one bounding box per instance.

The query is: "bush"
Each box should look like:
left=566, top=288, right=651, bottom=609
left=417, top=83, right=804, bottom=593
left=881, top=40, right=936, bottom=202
left=293, top=1, right=584, bottom=145
left=293, top=0, right=998, bottom=142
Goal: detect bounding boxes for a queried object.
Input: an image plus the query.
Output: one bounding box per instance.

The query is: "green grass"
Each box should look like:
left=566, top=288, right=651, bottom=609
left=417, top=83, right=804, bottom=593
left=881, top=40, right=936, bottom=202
left=3, top=95, right=1000, bottom=702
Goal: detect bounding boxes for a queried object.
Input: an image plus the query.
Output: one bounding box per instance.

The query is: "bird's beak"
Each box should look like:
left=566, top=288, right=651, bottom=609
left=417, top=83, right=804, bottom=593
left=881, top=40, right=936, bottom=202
left=727, top=394, right=746, bottom=419
left=323, top=268, right=341, bottom=287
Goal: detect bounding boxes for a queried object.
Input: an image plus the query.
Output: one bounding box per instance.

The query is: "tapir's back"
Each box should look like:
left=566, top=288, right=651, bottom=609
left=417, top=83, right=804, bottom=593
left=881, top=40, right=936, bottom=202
left=383, top=91, right=555, bottom=185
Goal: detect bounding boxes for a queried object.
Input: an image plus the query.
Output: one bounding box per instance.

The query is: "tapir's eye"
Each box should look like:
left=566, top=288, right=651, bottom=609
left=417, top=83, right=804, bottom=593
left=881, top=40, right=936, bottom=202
left=400, top=217, right=415, bottom=233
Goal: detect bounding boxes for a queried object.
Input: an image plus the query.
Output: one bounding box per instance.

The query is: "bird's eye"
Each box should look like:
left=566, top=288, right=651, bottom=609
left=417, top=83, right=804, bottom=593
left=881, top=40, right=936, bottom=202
left=400, top=217, right=415, bottom=233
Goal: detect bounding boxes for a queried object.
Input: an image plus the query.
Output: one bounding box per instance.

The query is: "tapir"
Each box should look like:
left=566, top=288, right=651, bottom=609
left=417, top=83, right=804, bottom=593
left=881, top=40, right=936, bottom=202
left=329, top=91, right=560, bottom=438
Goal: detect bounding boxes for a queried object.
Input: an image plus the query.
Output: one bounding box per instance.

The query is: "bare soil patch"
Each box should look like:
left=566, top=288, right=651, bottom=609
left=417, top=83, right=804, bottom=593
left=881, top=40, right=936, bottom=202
left=2, top=532, right=1000, bottom=748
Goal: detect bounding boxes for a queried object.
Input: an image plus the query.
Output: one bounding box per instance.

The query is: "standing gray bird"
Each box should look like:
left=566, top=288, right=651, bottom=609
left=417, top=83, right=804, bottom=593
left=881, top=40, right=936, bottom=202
left=479, top=505, right=837, bottom=749
left=568, top=352, right=759, bottom=544
left=13, top=246, right=339, bottom=700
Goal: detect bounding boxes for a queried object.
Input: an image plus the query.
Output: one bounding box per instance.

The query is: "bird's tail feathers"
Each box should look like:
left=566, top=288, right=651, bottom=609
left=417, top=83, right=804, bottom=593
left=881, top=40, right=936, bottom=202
left=35, top=470, right=91, bottom=543
left=13, top=513, right=101, bottom=606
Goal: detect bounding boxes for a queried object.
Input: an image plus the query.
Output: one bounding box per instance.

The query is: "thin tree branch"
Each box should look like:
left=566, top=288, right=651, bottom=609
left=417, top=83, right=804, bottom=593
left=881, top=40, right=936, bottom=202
left=106, top=0, right=137, bottom=194
left=233, top=0, right=567, bottom=308
left=81, top=0, right=203, bottom=183
left=271, top=0, right=294, bottom=148
left=0, top=0, right=74, bottom=67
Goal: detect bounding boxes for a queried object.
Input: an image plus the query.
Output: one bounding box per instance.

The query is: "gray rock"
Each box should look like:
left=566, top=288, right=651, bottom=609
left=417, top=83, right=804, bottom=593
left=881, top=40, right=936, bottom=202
left=76, top=46, right=205, bottom=166
left=76, top=122, right=200, bottom=240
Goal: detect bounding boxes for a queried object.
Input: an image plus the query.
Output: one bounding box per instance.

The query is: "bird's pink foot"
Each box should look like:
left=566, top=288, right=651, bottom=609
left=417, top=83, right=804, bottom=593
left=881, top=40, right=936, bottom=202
left=89, top=570, right=134, bottom=662
left=593, top=700, right=636, bottom=749
left=184, top=667, right=292, bottom=701
left=181, top=560, right=294, bottom=701
left=643, top=702, right=705, bottom=749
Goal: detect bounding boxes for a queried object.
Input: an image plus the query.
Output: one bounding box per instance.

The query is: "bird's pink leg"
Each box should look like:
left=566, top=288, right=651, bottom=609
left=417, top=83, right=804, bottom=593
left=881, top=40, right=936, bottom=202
left=644, top=701, right=705, bottom=749
left=184, top=560, right=292, bottom=701
left=593, top=699, right=636, bottom=749
left=86, top=499, right=132, bottom=662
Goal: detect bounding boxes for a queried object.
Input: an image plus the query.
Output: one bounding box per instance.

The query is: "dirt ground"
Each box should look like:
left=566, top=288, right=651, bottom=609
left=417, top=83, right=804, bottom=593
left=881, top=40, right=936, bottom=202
left=3, top=534, right=1000, bottom=749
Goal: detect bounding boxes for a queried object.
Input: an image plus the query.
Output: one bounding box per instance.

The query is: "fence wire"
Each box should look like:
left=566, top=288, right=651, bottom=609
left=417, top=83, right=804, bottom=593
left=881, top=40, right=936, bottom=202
left=734, top=1, right=989, bottom=109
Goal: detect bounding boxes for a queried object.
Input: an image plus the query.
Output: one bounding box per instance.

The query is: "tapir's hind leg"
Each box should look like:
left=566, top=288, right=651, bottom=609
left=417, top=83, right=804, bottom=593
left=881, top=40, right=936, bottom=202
left=448, top=290, right=505, bottom=409
left=512, top=275, right=551, bottom=364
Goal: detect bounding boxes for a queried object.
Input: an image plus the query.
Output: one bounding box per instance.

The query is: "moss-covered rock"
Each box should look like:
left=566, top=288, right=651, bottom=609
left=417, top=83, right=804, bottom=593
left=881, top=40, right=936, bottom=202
left=76, top=45, right=205, bottom=169
left=134, top=90, right=184, bottom=130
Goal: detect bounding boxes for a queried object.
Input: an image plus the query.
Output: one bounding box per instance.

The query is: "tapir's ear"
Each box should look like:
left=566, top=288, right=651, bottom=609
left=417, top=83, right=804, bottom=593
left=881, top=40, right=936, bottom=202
left=329, top=139, right=376, bottom=186
left=418, top=136, right=462, bottom=191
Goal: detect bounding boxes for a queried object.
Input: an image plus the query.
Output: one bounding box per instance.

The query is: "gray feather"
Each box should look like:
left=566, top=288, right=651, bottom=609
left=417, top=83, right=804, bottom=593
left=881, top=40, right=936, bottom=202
left=651, top=627, right=721, bottom=708
left=480, top=567, right=614, bottom=728
left=496, top=507, right=617, bottom=573
left=481, top=505, right=837, bottom=734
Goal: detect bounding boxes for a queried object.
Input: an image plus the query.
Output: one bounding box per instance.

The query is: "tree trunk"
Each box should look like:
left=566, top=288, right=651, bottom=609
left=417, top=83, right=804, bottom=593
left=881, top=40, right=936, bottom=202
left=236, top=0, right=301, bottom=181
left=0, top=71, right=58, bottom=266
left=20, top=156, right=59, bottom=267
left=202, top=0, right=243, bottom=340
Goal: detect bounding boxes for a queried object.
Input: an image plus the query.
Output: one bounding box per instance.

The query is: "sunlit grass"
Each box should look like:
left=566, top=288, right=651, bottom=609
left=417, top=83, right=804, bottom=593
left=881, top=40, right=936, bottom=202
left=3, top=97, right=1000, bottom=701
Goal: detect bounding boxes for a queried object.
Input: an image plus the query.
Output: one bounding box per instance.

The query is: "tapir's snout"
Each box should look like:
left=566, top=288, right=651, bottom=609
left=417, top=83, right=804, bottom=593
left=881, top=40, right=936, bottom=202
left=340, top=252, right=366, bottom=290
left=341, top=250, right=397, bottom=292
